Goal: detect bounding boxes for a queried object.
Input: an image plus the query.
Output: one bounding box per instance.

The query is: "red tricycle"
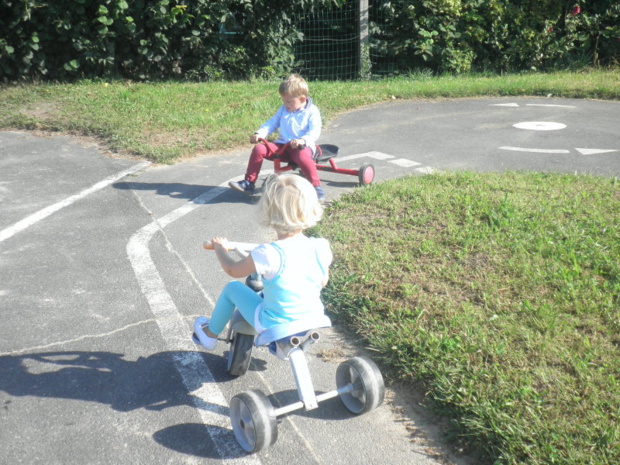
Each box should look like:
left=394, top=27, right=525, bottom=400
left=259, top=138, right=376, bottom=186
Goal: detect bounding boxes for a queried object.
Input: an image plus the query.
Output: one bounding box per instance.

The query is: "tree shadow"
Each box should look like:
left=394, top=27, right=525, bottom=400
left=0, top=350, right=226, bottom=413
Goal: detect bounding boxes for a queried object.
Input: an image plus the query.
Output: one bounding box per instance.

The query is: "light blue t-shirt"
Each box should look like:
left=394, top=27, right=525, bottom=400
left=251, top=235, right=332, bottom=329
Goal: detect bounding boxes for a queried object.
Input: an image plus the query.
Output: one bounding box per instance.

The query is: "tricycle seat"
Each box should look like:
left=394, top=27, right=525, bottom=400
left=314, top=144, right=339, bottom=162
left=257, top=314, right=331, bottom=360
left=255, top=314, right=332, bottom=347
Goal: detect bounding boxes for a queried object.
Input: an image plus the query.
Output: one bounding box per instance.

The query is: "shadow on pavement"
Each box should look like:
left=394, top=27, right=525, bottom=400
left=114, top=181, right=259, bottom=204
left=153, top=423, right=241, bottom=459
left=0, top=350, right=225, bottom=413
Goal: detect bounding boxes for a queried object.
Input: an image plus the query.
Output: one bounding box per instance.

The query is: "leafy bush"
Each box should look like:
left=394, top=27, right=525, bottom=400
left=1, top=0, right=618, bottom=81
left=370, top=0, right=620, bottom=74
left=0, top=0, right=337, bottom=82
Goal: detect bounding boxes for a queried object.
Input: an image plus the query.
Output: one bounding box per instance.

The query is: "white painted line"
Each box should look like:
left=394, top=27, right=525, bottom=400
left=415, top=167, right=436, bottom=174
left=127, top=186, right=262, bottom=463
left=490, top=103, right=519, bottom=107
left=575, top=148, right=619, bottom=156
left=500, top=146, right=570, bottom=154
left=390, top=158, right=421, bottom=168
left=340, top=151, right=394, bottom=161
left=526, top=104, right=576, bottom=108
left=0, top=162, right=151, bottom=243
left=513, top=121, right=566, bottom=131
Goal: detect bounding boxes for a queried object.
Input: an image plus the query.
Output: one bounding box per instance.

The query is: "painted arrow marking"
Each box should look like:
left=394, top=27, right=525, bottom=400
left=500, top=146, right=570, bottom=154
left=513, top=121, right=566, bottom=131
left=526, top=104, right=576, bottom=108
left=575, top=148, right=619, bottom=155
left=500, top=147, right=619, bottom=155
left=489, top=103, right=576, bottom=108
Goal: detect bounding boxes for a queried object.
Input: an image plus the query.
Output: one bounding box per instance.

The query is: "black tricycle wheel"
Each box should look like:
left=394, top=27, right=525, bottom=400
left=227, top=331, right=254, bottom=377
left=336, top=356, right=385, bottom=415
left=230, top=390, right=278, bottom=453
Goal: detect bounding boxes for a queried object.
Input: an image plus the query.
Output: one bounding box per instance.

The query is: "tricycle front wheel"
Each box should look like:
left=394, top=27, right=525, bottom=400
left=227, top=331, right=254, bottom=377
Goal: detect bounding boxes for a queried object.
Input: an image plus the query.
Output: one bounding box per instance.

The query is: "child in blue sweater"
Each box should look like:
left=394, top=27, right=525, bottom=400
left=229, top=74, right=325, bottom=201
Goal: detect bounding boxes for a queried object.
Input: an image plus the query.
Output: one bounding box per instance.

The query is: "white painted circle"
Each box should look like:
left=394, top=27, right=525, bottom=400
left=513, top=121, right=566, bottom=131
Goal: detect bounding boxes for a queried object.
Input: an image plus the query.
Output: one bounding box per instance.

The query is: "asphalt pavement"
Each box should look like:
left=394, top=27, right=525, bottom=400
left=1, top=97, right=619, bottom=465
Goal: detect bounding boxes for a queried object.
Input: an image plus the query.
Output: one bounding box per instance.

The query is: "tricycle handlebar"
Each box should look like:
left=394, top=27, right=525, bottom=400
left=202, top=241, right=258, bottom=253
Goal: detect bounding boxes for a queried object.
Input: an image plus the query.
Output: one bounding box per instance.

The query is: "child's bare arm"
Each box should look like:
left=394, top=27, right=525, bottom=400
left=321, top=271, right=329, bottom=288
left=207, top=237, right=257, bottom=278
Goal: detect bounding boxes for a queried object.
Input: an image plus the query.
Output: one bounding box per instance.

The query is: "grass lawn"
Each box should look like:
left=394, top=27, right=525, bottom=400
left=314, top=172, right=619, bottom=464
left=1, top=69, right=619, bottom=464
left=0, top=69, right=618, bottom=163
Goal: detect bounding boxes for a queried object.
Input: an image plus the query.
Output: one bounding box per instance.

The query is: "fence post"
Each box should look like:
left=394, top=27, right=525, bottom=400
left=359, top=0, right=370, bottom=78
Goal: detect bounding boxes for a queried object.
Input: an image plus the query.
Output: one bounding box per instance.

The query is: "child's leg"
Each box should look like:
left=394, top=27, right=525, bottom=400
left=245, top=142, right=279, bottom=184
left=209, top=281, right=263, bottom=334
left=287, top=147, right=320, bottom=187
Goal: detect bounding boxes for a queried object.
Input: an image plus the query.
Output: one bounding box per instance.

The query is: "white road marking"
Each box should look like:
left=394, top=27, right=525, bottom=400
left=127, top=186, right=262, bottom=464
left=0, top=162, right=151, bottom=243
left=526, top=104, right=576, bottom=108
left=489, top=103, right=577, bottom=109
left=341, top=151, right=394, bottom=160
left=513, top=121, right=566, bottom=131
left=390, top=159, right=422, bottom=168
left=575, top=148, right=619, bottom=155
left=415, top=167, right=437, bottom=174
left=499, top=146, right=570, bottom=154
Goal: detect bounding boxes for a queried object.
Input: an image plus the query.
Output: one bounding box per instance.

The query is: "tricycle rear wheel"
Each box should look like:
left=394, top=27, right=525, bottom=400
left=358, top=163, right=375, bottom=186
left=230, top=390, right=278, bottom=453
left=336, top=356, right=385, bottom=414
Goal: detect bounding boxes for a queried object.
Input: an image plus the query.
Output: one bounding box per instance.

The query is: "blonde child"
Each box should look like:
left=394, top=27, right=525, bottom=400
left=229, top=74, right=325, bottom=201
left=194, top=173, right=332, bottom=350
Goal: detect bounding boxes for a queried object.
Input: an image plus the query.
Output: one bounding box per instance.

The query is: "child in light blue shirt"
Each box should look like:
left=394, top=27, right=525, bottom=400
left=194, top=173, right=332, bottom=350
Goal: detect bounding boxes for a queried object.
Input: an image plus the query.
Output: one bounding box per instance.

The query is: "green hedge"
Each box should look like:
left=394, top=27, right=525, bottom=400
left=0, top=0, right=334, bottom=82
left=371, top=0, right=620, bottom=74
left=1, top=0, right=618, bottom=82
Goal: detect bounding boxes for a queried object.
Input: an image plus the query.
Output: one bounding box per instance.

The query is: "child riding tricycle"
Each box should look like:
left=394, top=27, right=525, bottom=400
left=228, top=73, right=375, bottom=202
left=192, top=174, right=384, bottom=453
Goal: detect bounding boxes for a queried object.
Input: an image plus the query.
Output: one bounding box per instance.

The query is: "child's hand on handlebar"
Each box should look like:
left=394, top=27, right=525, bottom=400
left=211, top=237, right=230, bottom=251
left=203, top=237, right=230, bottom=251
left=289, top=138, right=305, bottom=149
left=250, top=134, right=260, bottom=144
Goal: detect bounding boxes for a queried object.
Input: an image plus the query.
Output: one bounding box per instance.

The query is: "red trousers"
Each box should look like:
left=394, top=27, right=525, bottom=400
left=245, top=142, right=320, bottom=187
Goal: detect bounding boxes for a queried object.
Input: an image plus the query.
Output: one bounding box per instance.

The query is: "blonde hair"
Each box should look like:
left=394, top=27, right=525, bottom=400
left=279, top=74, right=309, bottom=98
left=259, top=174, right=323, bottom=234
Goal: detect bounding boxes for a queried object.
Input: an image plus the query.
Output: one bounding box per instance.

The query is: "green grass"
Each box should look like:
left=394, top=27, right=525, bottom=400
left=0, top=69, right=618, bottom=163
left=2, top=70, right=620, bottom=463
left=314, top=172, right=620, bottom=465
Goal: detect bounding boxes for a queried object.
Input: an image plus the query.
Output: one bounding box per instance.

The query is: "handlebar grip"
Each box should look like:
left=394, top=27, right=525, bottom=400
left=203, top=241, right=258, bottom=252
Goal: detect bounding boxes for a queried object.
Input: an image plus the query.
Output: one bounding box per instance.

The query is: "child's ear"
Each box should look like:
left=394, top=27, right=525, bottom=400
left=300, top=95, right=307, bottom=103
